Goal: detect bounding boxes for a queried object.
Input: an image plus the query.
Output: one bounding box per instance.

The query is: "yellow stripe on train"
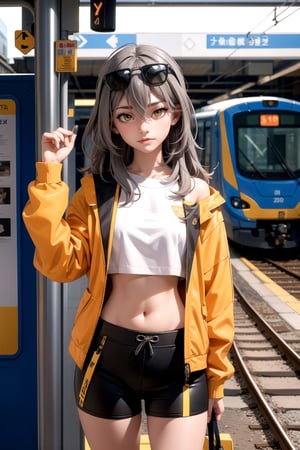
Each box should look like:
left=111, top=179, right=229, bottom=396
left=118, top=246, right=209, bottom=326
left=239, top=192, right=300, bottom=220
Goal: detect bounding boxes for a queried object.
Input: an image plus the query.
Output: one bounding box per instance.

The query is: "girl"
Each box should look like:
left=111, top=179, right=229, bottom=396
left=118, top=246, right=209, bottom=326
left=23, top=44, right=234, bottom=450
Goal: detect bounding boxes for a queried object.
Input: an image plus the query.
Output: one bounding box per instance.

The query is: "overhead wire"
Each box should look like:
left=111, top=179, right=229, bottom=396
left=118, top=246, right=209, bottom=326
left=203, top=3, right=300, bottom=96
left=226, top=4, right=300, bottom=60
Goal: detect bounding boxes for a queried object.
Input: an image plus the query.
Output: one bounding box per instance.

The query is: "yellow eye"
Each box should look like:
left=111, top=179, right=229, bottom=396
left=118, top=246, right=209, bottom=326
left=118, top=113, right=133, bottom=123
left=152, top=107, right=168, bottom=119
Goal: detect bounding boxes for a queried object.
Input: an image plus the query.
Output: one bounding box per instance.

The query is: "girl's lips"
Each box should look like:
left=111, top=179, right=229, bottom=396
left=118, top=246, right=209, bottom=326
left=138, top=138, right=153, bottom=143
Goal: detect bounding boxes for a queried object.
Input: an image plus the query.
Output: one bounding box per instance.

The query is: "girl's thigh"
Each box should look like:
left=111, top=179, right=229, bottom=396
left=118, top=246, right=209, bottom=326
left=147, top=411, right=208, bottom=450
left=78, top=408, right=142, bottom=450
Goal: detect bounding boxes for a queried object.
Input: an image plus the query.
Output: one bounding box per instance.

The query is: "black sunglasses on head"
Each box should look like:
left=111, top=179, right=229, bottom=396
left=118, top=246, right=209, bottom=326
left=104, top=63, right=177, bottom=91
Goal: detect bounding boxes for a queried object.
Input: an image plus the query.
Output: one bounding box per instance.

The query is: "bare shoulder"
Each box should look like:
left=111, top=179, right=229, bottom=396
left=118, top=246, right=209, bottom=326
left=185, top=177, right=210, bottom=204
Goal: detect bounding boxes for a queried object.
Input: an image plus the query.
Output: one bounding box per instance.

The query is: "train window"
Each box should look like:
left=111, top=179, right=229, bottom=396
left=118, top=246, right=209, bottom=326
left=233, top=111, right=300, bottom=180
left=195, top=118, right=212, bottom=170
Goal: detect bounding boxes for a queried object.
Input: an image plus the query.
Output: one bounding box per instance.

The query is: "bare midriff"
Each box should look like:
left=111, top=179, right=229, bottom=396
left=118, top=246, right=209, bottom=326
left=101, top=274, right=185, bottom=332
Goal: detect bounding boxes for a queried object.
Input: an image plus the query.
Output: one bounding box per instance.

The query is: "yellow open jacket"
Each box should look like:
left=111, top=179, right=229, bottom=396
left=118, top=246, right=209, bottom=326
left=23, top=162, right=234, bottom=398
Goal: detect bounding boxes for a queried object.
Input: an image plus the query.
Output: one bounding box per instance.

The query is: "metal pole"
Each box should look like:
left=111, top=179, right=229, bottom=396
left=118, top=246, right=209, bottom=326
left=34, top=1, right=63, bottom=449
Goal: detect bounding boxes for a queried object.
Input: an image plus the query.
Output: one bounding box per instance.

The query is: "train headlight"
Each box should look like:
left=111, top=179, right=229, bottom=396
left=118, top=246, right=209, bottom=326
left=230, top=197, right=250, bottom=209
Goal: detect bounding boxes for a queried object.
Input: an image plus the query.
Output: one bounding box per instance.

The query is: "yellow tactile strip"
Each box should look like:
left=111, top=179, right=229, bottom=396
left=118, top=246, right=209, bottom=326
left=240, top=257, right=300, bottom=315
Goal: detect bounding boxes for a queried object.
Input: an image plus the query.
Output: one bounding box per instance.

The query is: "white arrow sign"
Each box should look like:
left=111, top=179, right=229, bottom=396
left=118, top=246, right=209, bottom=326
left=73, top=34, right=88, bottom=49
left=106, top=35, right=118, bottom=49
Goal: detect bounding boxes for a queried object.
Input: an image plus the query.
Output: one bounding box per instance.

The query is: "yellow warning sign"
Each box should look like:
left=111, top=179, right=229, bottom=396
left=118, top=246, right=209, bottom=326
left=55, top=40, right=78, bottom=73
left=15, top=30, right=35, bottom=55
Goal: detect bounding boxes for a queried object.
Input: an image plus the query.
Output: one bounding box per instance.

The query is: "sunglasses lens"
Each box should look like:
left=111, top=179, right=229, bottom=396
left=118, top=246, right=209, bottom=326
left=105, top=69, right=131, bottom=90
left=142, top=64, right=168, bottom=86
left=105, top=64, right=172, bottom=90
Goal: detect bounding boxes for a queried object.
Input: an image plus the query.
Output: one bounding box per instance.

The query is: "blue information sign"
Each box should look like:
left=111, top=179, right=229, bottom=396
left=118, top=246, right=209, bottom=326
left=207, top=34, right=300, bottom=49
left=0, top=75, right=37, bottom=449
left=74, top=33, right=136, bottom=49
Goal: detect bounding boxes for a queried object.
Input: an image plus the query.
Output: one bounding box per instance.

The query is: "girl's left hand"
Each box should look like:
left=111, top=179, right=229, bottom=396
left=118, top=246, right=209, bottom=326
left=207, top=397, right=224, bottom=423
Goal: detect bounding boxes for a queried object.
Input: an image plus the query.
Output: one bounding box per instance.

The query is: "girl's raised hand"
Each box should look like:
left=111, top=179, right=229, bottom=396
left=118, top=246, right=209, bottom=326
left=42, top=126, right=78, bottom=163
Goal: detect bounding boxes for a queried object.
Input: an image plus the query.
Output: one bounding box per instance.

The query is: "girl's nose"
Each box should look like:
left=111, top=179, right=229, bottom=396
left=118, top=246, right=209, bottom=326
left=138, top=118, right=150, bottom=133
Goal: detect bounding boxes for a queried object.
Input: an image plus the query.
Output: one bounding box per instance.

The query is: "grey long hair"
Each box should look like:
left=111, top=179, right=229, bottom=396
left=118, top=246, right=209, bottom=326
left=81, top=44, right=209, bottom=202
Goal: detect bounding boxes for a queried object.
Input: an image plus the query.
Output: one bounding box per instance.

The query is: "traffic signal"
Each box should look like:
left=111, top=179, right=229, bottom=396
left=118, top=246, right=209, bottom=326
left=90, top=0, right=116, bottom=32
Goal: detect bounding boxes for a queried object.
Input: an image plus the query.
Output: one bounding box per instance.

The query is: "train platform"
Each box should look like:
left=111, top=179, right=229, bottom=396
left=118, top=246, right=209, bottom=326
left=230, top=251, right=300, bottom=331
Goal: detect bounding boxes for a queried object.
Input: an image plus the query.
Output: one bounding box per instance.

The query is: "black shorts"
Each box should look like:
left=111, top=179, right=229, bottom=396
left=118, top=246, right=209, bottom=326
left=74, top=319, right=208, bottom=419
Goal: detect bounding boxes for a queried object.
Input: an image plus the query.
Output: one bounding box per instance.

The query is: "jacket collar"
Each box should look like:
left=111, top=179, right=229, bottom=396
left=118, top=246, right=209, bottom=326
left=198, top=187, right=225, bottom=225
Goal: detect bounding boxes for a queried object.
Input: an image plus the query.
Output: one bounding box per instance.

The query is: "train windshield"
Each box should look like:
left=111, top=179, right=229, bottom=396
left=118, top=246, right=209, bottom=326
left=233, top=111, right=300, bottom=179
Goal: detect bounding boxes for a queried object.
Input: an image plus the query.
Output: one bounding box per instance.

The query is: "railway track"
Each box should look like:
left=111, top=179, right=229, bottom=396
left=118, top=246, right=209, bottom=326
left=232, top=282, right=300, bottom=449
left=246, top=257, right=300, bottom=300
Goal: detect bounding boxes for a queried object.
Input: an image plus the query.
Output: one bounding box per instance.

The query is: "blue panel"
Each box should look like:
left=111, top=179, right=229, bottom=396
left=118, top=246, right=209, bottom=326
left=207, top=34, right=300, bottom=49
left=0, top=74, right=37, bottom=449
left=75, top=33, right=136, bottom=49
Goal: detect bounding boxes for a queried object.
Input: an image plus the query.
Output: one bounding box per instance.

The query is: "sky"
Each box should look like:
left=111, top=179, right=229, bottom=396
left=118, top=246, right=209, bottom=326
left=1, top=5, right=300, bottom=59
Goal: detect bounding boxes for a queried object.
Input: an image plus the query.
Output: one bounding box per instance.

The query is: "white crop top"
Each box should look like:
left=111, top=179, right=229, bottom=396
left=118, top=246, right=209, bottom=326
left=108, top=173, right=186, bottom=278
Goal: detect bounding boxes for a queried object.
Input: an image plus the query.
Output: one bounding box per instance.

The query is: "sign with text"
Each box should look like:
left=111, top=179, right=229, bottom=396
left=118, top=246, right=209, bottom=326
left=0, top=99, right=18, bottom=355
left=72, top=32, right=300, bottom=59
left=0, top=74, right=37, bottom=449
left=56, top=40, right=78, bottom=72
left=207, top=34, right=300, bottom=49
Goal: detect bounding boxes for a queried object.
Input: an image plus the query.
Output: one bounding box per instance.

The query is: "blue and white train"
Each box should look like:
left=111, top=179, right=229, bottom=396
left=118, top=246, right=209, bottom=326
left=195, top=96, right=300, bottom=249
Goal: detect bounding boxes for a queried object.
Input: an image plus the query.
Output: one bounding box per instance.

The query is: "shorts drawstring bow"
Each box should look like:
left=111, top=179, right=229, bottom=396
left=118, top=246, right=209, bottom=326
left=134, top=334, right=159, bottom=356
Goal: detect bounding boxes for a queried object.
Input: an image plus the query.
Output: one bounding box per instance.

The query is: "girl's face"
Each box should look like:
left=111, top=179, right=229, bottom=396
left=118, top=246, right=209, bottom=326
left=112, top=92, right=180, bottom=156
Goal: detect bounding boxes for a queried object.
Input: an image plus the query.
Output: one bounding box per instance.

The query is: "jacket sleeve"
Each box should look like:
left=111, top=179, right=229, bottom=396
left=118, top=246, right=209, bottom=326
left=201, top=205, right=235, bottom=398
left=22, top=162, right=92, bottom=282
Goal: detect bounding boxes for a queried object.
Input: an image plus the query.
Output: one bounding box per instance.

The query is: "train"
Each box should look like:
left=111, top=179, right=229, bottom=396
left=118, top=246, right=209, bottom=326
left=194, top=96, right=300, bottom=250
